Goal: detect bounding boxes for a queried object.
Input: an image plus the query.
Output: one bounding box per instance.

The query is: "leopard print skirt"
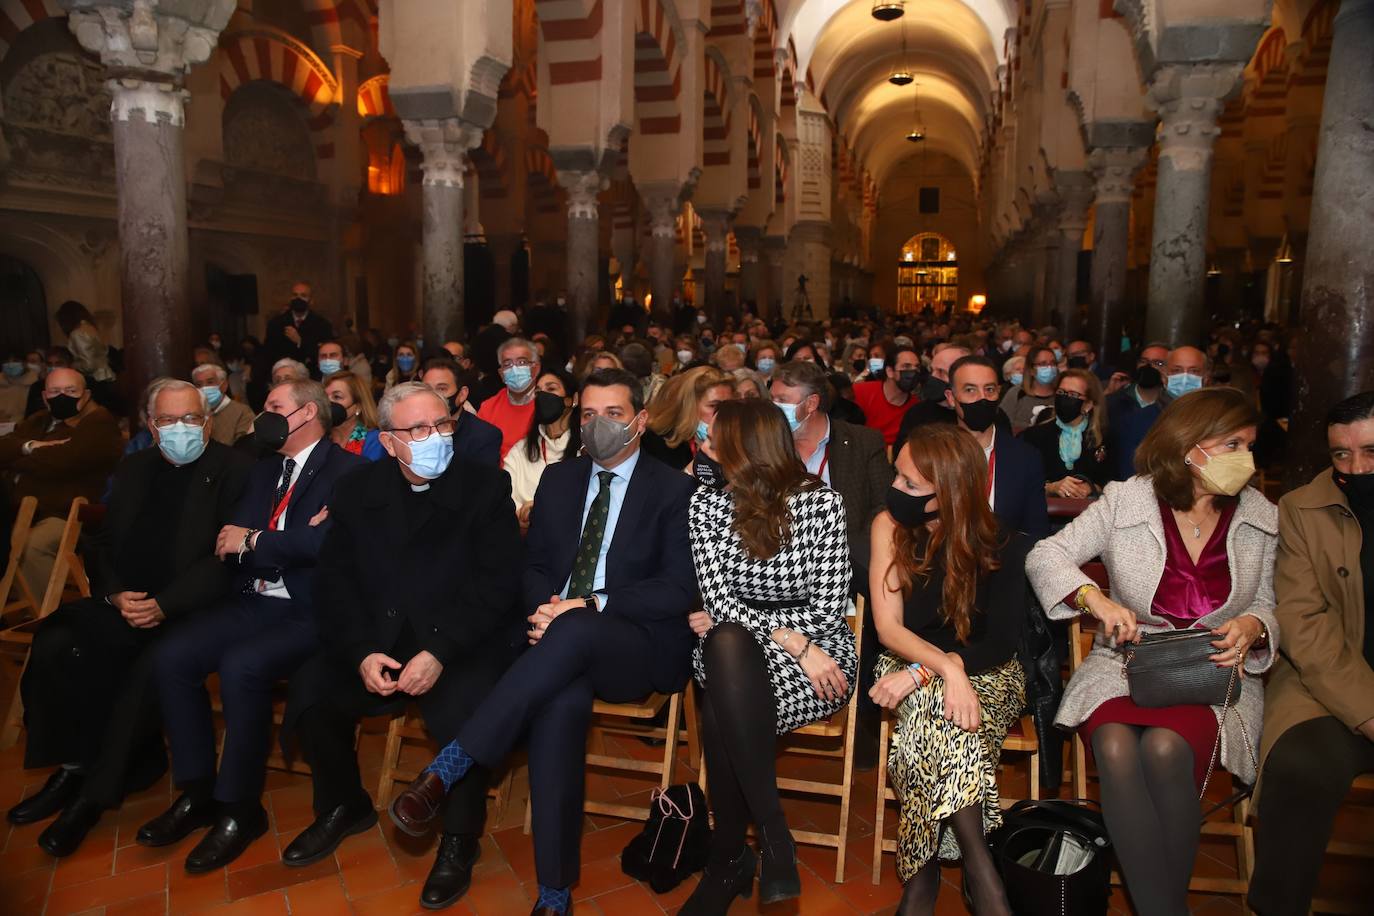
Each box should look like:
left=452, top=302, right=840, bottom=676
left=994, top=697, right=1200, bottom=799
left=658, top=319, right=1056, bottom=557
left=875, top=652, right=1026, bottom=882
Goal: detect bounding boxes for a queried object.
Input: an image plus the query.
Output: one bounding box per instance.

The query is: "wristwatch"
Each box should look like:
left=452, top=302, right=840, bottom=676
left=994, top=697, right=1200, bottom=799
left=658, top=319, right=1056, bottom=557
left=582, top=594, right=601, bottom=613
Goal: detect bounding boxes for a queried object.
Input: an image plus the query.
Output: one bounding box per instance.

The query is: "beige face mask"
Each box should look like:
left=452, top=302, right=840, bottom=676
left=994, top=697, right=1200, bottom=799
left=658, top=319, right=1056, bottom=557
left=1195, top=444, right=1255, bottom=496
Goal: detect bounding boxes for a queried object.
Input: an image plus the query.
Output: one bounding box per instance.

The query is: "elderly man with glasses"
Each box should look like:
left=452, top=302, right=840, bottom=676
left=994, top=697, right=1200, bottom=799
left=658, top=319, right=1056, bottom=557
left=7, top=379, right=253, bottom=857
left=280, top=381, right=522, bottom=909
left=477, top=337, right=542, bottom=461
left=191, top=362, right=255, bottom=446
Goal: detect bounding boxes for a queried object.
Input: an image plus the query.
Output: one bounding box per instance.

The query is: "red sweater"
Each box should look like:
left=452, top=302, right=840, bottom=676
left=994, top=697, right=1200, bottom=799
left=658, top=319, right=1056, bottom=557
left=477, top=393, right=535, bottom=461
left=852, top=380, right=915, bottom=447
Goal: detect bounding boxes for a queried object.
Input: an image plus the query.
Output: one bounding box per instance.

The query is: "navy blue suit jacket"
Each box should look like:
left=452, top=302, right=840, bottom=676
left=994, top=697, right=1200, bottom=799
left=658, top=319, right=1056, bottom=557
left=229, top=437, right=364, bottom=610
left=523, top=451, right=699, bottom=693
left=454, top=411, right=502, bottom=467
left=991, top=430, right=1050, bottom=541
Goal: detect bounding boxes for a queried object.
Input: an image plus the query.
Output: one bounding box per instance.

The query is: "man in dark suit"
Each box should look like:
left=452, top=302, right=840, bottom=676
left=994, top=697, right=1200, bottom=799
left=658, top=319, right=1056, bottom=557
left=136, top=379, right=362, bottom=872
left=946, top=355, right=1049, bottom=539
left=421, top=358, right=503, bottom=465
left=388, top=368, right=698, bottom=916
left=280, top=382, right=522, bottom=908
left=6, top=380, right=252, bottom=857
left=261, top=281, right=335, bottom=378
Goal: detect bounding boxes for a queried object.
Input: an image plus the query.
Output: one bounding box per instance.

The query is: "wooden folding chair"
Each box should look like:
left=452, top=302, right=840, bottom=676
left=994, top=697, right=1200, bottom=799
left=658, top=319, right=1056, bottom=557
left=375, top=706, right=515, bottom=820
left=1310, top=773, right=1374, bottom=915
left=0, top=496, right=41, bottom=629
left=209, top=679, right=317, bottom=777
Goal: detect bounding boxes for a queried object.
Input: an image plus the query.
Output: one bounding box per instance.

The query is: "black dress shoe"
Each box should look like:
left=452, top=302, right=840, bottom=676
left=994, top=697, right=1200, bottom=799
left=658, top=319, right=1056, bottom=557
left=421, top=833, right=481, bottom=909
left=281, top=804, right=378, bottom=867
left=7, top=769, right=84, bottom=825
left=37, top=797, right=103, bottom=857
left=136, top=793, right=217, bottom=848
left=184, top=813, right=267, bottom=874
left=679, top=846, right=756, bottom=916
left=757, top=823, right=801, bottom=905
left=528, top=905, right=572, bottom=916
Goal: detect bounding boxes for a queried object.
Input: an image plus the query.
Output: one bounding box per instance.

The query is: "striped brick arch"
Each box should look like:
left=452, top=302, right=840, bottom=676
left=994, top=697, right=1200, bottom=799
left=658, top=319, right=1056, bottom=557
left=0, top=0, right=62, bottom=62
left=218, top=28, right=341, bottom=162
left=753, top=0, right=777, bottom=81
left=703, top=51, right=732, bottom=166
left=634, top=0, right=683, bottom=135
left=527, top=146, right=562, bottom=215
left=709, top=0, right=747, bottom=38
left=774, top=136, right=788, bottom=205
left=471, top=131, right=509, bottom=201
left=356, top=74, right=395, bottom=118
left=747, top=98, right=762, bottom=189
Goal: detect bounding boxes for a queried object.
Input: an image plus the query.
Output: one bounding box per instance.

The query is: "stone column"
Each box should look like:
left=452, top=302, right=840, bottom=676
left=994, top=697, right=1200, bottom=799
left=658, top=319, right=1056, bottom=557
left=735, top=226, right=762, bottom=311
left=403, top=119, right=480, bottom=346
left=560, top=170, right=605, bottom=345
left=785, top=221, right=832, bottom=320
left=1053, top=174, right=1094, bottom=340
left=1144, top=64, right=1244, bottom=345
left=700, top=209, right=731, bottom=325
left=645, top=194, right=679, bottom=323
left=488, top=233, right=523, bottom=312
left=1288, top=0, right=1374, bottom=486
left=1087, top=147, right=1149, bottom=366
left=1033, top=221, right=1060, bottom=330
left=762, top=235, right=786, bottom=322
left=65, top=0, right=232, bottom=399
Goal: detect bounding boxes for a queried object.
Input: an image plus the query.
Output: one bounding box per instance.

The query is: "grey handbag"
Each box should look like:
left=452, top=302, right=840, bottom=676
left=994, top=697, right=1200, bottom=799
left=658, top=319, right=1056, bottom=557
left=1121, top=629, right=1232, bottom=708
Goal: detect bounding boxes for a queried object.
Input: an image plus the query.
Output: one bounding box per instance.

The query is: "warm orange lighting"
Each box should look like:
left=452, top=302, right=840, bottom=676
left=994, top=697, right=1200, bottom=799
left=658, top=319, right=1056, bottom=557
left=968, top=294, right=987, bottom=314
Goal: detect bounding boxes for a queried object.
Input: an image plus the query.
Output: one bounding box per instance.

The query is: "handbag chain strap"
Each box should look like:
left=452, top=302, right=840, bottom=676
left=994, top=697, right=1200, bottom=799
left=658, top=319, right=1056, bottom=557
left=1197, top=664, right=1260, bottom=799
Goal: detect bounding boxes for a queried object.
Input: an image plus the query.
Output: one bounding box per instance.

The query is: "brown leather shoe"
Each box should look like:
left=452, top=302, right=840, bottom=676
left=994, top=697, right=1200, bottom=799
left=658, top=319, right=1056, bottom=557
left=389, top=772, right=447, bottom=837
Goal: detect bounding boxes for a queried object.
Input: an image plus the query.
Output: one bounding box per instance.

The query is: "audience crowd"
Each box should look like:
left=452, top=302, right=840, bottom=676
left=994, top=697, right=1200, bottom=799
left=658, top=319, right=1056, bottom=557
left=1, top=284, right=1368, bottom=916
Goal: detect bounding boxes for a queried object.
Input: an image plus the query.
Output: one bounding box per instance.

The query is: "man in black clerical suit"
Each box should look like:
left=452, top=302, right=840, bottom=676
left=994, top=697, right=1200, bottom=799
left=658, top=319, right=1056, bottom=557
left=280, top=381, right=523, bottom=910
left=7, top=379, right=252, bottom=857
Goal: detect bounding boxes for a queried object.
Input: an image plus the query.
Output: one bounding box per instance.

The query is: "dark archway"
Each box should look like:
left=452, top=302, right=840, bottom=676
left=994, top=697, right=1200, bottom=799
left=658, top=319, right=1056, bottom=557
left=0, top=255, right=50, bottom=356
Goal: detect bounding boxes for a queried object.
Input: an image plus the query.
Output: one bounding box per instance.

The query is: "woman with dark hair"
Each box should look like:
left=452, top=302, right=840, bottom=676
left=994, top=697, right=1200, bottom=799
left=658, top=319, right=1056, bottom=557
left=55, top=300, right=117, bottom=410
left=867, top=423, right=1028, bottom=915
left=680, top=398, right=854, bottom=914
left=503, top=368, right=581, bottom=526
left=1019, top=367, right=1111, bottom=497
left=384, top=341, right=421, bottom=389
left=1026, top=387, right=1279, bottom=916
left=782, top=338, right=827, bottom=370
left=999, top=344, right=1057, bottom=429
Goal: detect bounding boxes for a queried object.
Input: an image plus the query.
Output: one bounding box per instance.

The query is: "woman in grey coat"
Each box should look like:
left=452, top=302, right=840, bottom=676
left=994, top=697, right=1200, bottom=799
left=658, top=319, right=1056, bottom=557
left=1026, top=388, right=1279, bottom=916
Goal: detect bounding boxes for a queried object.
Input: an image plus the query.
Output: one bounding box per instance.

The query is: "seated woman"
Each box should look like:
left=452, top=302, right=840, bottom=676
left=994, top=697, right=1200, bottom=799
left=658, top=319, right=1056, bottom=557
left=867, top=423, right=1029, bottom=916
left=1248, top=391, right=1374, bottom=916
left=748, top=340, right=781, bottom=379
left=384, top=341, right=421, bottom=390
left=999, top=345, right=1057, bottom=430
left=1025, top=387, right=1279, bottom=916
left=1019, top=368, right=1111, bottom=498
left=681, top=398, right=855, bottom=914
left=642, top=366, right=735, bottom=472
left=324, top=371, right=383, bottom=460
left=503, top=368, right=580, bottom=527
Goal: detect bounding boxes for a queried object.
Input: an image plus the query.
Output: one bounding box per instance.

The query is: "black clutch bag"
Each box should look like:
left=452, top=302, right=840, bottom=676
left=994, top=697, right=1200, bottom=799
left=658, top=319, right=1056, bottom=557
left=1121, top=629, right=1232, bottom=708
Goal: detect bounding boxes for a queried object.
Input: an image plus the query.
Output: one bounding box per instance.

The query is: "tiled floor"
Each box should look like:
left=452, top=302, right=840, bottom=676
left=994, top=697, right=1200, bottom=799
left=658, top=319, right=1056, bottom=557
left=0, top=682, right=1368, bottom=915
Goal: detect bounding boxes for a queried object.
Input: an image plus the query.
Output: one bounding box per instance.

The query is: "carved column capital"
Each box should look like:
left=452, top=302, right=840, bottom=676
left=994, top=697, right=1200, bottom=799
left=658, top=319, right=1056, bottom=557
left=699, top=209, right=731, bottom=252
left=645, top=194, right=680, bottom=238
left=734, top=225, right=762, bottom=262
left=1087, top=146, right=1150, bottom=205
left=558, top=170, right=608, bottom=220
left=403, top=118, right=483, bottom=188
left=1054, top=171, right=1096, bottom=235
left=1146, top=63, right=1244, bottom=171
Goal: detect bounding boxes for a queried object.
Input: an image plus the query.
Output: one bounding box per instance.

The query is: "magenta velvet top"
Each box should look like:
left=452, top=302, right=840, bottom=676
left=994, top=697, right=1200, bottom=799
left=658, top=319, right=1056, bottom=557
left=1150, top=499, right=1237, bottom=629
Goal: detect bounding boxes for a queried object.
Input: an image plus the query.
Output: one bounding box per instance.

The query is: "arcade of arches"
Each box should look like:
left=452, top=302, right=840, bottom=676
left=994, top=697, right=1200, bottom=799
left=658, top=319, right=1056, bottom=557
left=0, top=0, right=1371, bottom=480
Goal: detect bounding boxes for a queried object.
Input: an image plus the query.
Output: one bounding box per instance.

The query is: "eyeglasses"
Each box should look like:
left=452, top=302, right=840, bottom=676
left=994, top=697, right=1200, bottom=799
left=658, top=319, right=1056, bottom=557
left=498, top=357, right=535, bottom=369
left=1139, top=358, right=1167, bottom=369
left=384, top=418, right=456, bottom=441
left=1054, top=390, right=1086, bottom=401
left=154, top=413, right=208, bottom=428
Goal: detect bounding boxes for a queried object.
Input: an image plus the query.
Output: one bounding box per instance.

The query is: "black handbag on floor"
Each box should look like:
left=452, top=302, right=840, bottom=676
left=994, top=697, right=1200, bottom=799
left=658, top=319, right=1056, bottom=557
left=990, top=799, right=1112, bottom=916
left=620, top=784, right=710, bottom=893
left=1122, top=628, right=1232, bottom=708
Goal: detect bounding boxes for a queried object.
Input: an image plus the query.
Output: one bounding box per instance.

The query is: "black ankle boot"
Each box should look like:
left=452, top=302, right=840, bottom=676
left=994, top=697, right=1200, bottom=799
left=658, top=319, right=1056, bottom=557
left=679, top=846, right=755, bottom=916
left=757, top=823, right=801, bottom=905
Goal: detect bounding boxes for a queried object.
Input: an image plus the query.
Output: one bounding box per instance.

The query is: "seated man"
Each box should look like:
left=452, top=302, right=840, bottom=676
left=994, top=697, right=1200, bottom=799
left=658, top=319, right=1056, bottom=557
left=422, top=358, right=502, bottom=465
left=892, top=342, right=978, bottom=442
left=1249, top=391, right=1374, bottom=915
left=476, top=337, right=541, bottom=460
left=281, top=382, right=522, bottom=908
left=0, top=367, right=122, bottom=589
left=851, top=343, right=921, bottom=447
left=271, top=358, right=310, bottom=387
left=390, top=368, right=698, bottom=916
left=1106, top=342, right=1170, bottom=480
left=316, top=340, right=347, bottom=380
left=7, top=380, right=252, bottom=856
left=192, top=362, right=255, bottom=446
left=136, top=380, right=362, bottom=872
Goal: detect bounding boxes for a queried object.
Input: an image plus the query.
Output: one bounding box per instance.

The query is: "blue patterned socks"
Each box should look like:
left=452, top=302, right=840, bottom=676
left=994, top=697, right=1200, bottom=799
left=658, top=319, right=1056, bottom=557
left=536, top=885, right=570, bottom=913
left=423, top=739, right=473, bottom=791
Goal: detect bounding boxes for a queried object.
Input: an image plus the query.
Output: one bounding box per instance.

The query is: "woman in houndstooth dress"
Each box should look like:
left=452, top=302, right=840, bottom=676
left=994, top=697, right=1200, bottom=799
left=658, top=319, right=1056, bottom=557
left=679, top=399, right=855, bottom=916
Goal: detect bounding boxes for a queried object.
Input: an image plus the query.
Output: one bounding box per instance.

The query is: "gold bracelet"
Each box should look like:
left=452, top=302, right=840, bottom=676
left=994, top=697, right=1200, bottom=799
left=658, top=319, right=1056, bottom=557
left=1073, top=584, right=1098, bottom=611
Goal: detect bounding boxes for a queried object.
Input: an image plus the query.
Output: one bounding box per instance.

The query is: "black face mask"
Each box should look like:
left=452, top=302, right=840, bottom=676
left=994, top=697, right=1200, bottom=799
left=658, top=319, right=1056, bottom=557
left=852, top=359, right=866, bottom=374
left=1054, top=394, right=1085, bottom=423
left=289, top=297, right=310, bottom=316
left=534, top=390, right=568, bottom=426
left=1066, top=356, right=1089, bottom=370
left=253, top=405, right=305, bottom=451
left=328, top=402, right=349, bottom=428
left=1135, top=364, right=1163, bottom=390
left=445, top=394, right=460, bottom=415
left=921, top=375, right=948, bottom=403
left=47, top=393, right=80, bottom=421
left=1334, top=470, right=1374, bottom=510
left=958, top=397, right=999, bottom=433
left=896, top=369, right=920, bottom=393
left=693, top=450, right=727, bottom=489
left=886, top=488, right=937, bottom=528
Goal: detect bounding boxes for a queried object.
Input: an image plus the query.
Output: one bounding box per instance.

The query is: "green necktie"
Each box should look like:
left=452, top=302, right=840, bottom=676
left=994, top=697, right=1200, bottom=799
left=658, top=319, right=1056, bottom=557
left=568, top=471, right=614, bottom=597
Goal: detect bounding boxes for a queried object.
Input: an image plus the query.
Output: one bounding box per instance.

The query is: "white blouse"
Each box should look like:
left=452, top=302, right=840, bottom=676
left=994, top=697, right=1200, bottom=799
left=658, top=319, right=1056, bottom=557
left=503, top=426, right=573, bottom=507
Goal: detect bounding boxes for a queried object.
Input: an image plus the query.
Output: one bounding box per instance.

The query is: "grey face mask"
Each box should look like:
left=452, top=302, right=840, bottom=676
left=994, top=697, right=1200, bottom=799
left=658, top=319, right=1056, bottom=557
left=582, top=414, right=640, bottom=463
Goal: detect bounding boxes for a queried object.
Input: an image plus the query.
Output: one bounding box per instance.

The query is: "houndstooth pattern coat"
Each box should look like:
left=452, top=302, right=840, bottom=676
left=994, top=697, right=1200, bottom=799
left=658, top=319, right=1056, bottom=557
left=1025, top=475, right=1280, bottom=785
left=688, top=485, right=857, bottom=734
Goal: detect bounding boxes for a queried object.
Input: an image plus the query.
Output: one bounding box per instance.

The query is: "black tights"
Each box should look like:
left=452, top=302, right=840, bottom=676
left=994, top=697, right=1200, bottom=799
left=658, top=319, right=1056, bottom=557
left=698, top=623, right=787, bottom=863
left=897, top=804, right=1010, bottom=916
left=1091, top=724, right=1198, bottom=916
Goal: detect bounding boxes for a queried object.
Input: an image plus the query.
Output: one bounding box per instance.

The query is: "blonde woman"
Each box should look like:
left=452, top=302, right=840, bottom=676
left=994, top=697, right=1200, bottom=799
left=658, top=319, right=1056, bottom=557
left=642, top=366, right=735, bottom=471
left=324, top=371, right=383, bottom=459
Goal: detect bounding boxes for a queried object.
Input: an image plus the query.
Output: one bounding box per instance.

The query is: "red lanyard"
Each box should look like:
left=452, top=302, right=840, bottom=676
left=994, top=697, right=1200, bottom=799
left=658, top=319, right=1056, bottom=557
left=986, top=448, right=996, bottom=497
left=816, top=441, right=831, bottom=480
left=268, top=482, right=296, bottom=531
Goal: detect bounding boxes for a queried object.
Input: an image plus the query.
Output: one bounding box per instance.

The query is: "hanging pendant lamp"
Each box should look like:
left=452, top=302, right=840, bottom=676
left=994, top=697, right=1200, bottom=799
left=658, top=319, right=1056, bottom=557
left=871, top=0, right=904, bottom=22
left=888, top=19, right=913, bottom=85
left=904, top=78, right=926, bottom=142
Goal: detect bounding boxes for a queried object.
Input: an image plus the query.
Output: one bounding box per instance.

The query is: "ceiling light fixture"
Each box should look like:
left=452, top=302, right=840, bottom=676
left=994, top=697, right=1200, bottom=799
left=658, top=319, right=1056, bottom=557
left=888, top=18, right=913, bottom=85
left=871, top=0, right=904, bottom=22
left=904, top=77, right=926, bottom=142
left=1275, top=232, right=1294, bottom=264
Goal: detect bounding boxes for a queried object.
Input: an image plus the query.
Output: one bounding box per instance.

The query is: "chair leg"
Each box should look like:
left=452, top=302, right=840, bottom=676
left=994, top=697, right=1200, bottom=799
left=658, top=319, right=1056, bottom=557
left=1073, top=733, right=1088, bottom=799
left=375, top=714, right=406, bottom=811
left=0, top=656, right=27, bottom=750
left=1236, top=795, right=1254, bottom=888
left=684, top=684, right=701, bottom=772
left=833, top=693, right=860, bottom=884
left=872, top=715, right=891, bottom=885
left=1028, top=748, right=1040, bottom=802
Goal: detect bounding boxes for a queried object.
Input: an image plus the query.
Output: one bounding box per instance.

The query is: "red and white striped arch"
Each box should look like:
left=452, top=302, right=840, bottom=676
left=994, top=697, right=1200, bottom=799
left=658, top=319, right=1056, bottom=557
left=708, top=0, right=747, bottom=38
left=703, top=51, right=732, bottom=166
left=774, top=136, right=788, bottom=205
left=471, top=130, right=509, bottom=200
left=357, top=74, right=395, bottom=118
left=218, top=29, right=341, bottom=161
left=533, top=0, right=605, bottom=87
left=634, top=0, right=682, bottom=135
left=0, top=0, right=62, bottom=62
left=300, top=0, right=374, bottom=51
left=1244, top=27, right=1288, bottom=118
left=527, top=146, right=562, bottom=215
left=746, top=99, right=761, bottom=189
left=753, top=0, right=777, bottom=80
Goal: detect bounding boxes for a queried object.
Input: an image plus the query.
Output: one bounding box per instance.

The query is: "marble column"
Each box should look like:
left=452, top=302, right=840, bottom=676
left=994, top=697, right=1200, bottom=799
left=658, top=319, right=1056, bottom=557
left=1053, top=174, right=1094, bottom=340
left=65, top=0, right=231, bottom=398
left=700, top=209, right=731, bottom=325
left=560, top=170, right=605, bottom=345
left=785, top=221, right=832, bottom=320
left=1033, top=223, right=1060, bottom=330
left=404, top=118, right=480, bottom=346
left=645, top=194, right=679, bottom=323
left=1144, top=64, right=1244, bottom=346
left=762, top=236, right=786, bottom=322
left=1288, top=0, right=1374, bottom=486
left=1087, top=147, right=1149, bottom=366
left=488, top=233, right=523, bottom=312
left=735, top=226, right=762, bottom=311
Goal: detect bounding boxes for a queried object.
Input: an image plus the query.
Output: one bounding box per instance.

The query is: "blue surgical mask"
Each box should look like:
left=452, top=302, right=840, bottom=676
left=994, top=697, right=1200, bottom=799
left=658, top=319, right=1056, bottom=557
left=396, top=354, right=416, bottom=373
left=156, top=422, right=207, bottom=467
left=401, top=431, right=454, bottom=479
left=502, top=364, right=533, bottom=391
left=775, top=401, right=804, bottom=432
left=2, top=362, right=23, bottom=378
left=200, top=385, right=224, bottom=410
left=867, top=357, right=885, bottom=375
left=1052, top=348, right=1063, bottom=362
left=1010, top=372, right=1023, bottom=387
left=1034, top=365, right=1058, bottom=385
left=755, top=357, right=775, bottom=375
left=318, top=358, right=341, bottom=376
left=1167, top=372, right=1203, bottom=397
left=695, top=420, right=709, bottom=443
